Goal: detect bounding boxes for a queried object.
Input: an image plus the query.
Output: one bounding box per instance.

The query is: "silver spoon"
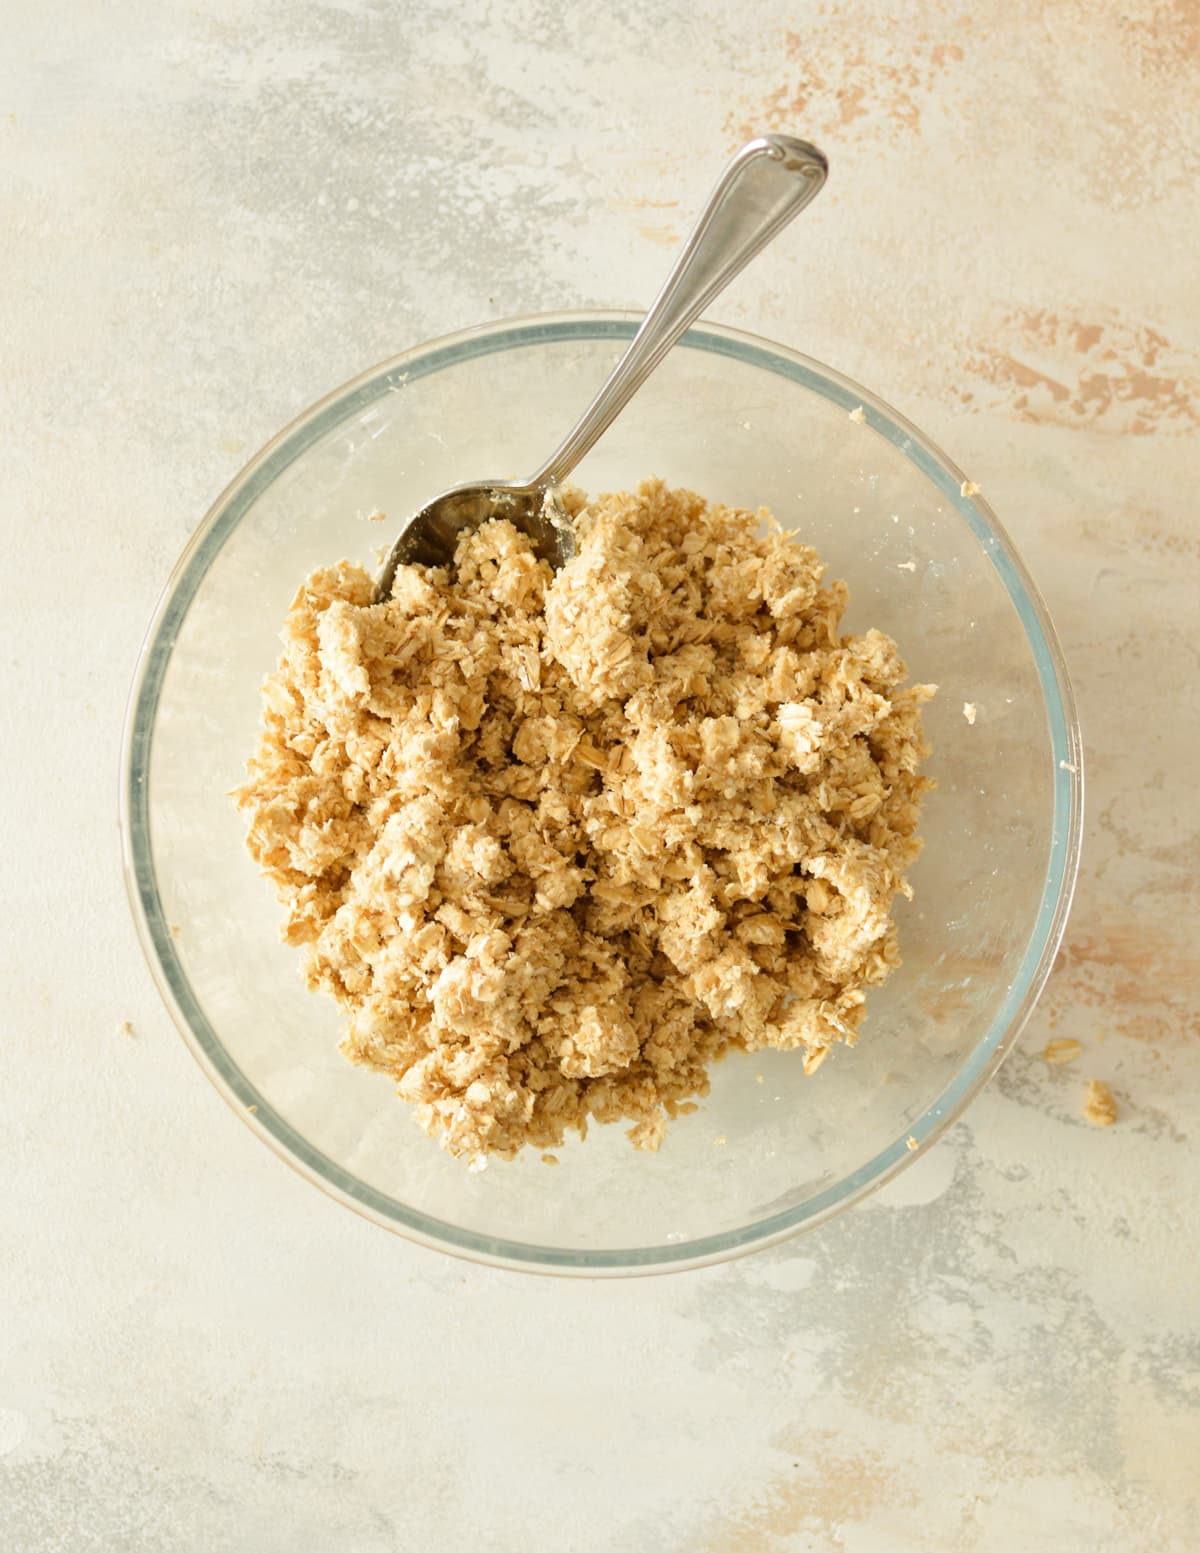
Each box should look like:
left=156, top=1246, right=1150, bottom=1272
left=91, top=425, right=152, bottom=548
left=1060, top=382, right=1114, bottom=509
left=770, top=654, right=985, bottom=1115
left=375, top=134, right=828, bottom=598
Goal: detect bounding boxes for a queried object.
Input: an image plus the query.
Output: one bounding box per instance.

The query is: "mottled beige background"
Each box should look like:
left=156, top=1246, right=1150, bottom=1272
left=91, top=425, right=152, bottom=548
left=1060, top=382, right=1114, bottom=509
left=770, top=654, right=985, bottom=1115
left=1, top=1, right=1197, bottom=1549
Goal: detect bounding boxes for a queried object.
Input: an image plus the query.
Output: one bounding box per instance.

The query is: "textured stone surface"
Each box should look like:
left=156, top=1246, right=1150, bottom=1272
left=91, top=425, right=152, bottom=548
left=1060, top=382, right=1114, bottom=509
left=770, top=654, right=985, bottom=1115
left=2, top=2, right=1197, bottom=1548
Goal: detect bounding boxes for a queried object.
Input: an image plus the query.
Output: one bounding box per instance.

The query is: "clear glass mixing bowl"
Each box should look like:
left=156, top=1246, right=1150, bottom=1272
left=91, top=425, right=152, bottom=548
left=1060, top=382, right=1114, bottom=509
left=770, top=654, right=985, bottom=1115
left=121, top=314, right=1083, bottom=1275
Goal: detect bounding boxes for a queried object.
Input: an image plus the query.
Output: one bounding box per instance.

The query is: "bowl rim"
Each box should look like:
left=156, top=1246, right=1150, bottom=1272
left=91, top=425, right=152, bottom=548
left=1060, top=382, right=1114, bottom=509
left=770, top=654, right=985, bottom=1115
left=120, top=310, right=1085, bottom=1277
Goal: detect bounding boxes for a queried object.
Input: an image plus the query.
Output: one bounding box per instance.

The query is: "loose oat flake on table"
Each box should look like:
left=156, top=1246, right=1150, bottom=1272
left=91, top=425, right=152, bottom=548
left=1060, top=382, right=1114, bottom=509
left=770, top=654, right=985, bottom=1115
left=235, top=480, right=935, bottom=1162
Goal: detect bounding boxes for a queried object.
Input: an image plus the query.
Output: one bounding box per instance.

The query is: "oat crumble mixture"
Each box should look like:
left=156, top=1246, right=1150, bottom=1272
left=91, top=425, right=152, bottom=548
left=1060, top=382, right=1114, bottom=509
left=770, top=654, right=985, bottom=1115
left=236, top=480, right=935, bottom=1161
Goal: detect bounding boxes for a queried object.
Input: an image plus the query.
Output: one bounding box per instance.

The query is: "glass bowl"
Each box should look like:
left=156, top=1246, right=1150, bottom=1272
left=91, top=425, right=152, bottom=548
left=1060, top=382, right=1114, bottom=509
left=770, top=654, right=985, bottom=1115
left=121, top=313, right=1083, bottom=1276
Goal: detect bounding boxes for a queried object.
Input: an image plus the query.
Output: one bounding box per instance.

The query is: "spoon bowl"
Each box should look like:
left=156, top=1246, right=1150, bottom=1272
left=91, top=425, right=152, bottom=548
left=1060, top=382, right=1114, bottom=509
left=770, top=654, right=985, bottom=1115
left=375, top=480, right=574, bottom=579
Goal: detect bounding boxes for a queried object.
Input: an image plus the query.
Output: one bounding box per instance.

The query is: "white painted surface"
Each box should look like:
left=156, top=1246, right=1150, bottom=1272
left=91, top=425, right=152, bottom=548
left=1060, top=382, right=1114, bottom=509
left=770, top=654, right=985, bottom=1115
left=2, top=2, right=1197, bottom=1548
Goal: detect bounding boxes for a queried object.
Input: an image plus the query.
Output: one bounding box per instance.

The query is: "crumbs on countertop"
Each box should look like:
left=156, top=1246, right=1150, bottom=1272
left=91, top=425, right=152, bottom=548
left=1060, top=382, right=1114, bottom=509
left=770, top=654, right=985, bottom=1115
left=1042, top=1038, right=1084, bottom=1065
left=1084, top=1078, right=1118, bottom=1127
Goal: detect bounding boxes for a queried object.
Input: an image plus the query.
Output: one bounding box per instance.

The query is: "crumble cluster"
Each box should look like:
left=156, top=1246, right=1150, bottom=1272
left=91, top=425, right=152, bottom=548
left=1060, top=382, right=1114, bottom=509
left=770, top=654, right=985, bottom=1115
left=236, top=480, right=934, bottom=1160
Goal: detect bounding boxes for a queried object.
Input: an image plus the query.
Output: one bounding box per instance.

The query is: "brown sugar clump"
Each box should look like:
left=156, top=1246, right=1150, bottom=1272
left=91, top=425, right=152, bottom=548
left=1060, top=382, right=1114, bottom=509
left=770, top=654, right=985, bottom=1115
left=235, top=480, right=935, bottom=1161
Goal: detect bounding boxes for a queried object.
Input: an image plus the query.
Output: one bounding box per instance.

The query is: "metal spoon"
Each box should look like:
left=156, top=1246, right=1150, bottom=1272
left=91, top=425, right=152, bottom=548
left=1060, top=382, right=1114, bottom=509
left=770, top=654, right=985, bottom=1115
left=375, top=134, right=828, bottom=598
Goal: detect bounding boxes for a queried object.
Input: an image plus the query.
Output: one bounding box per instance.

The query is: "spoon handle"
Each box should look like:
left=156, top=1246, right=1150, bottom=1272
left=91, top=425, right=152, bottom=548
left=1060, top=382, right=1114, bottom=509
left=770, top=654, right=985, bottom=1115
left=530, top=135, right=828, bottom=491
